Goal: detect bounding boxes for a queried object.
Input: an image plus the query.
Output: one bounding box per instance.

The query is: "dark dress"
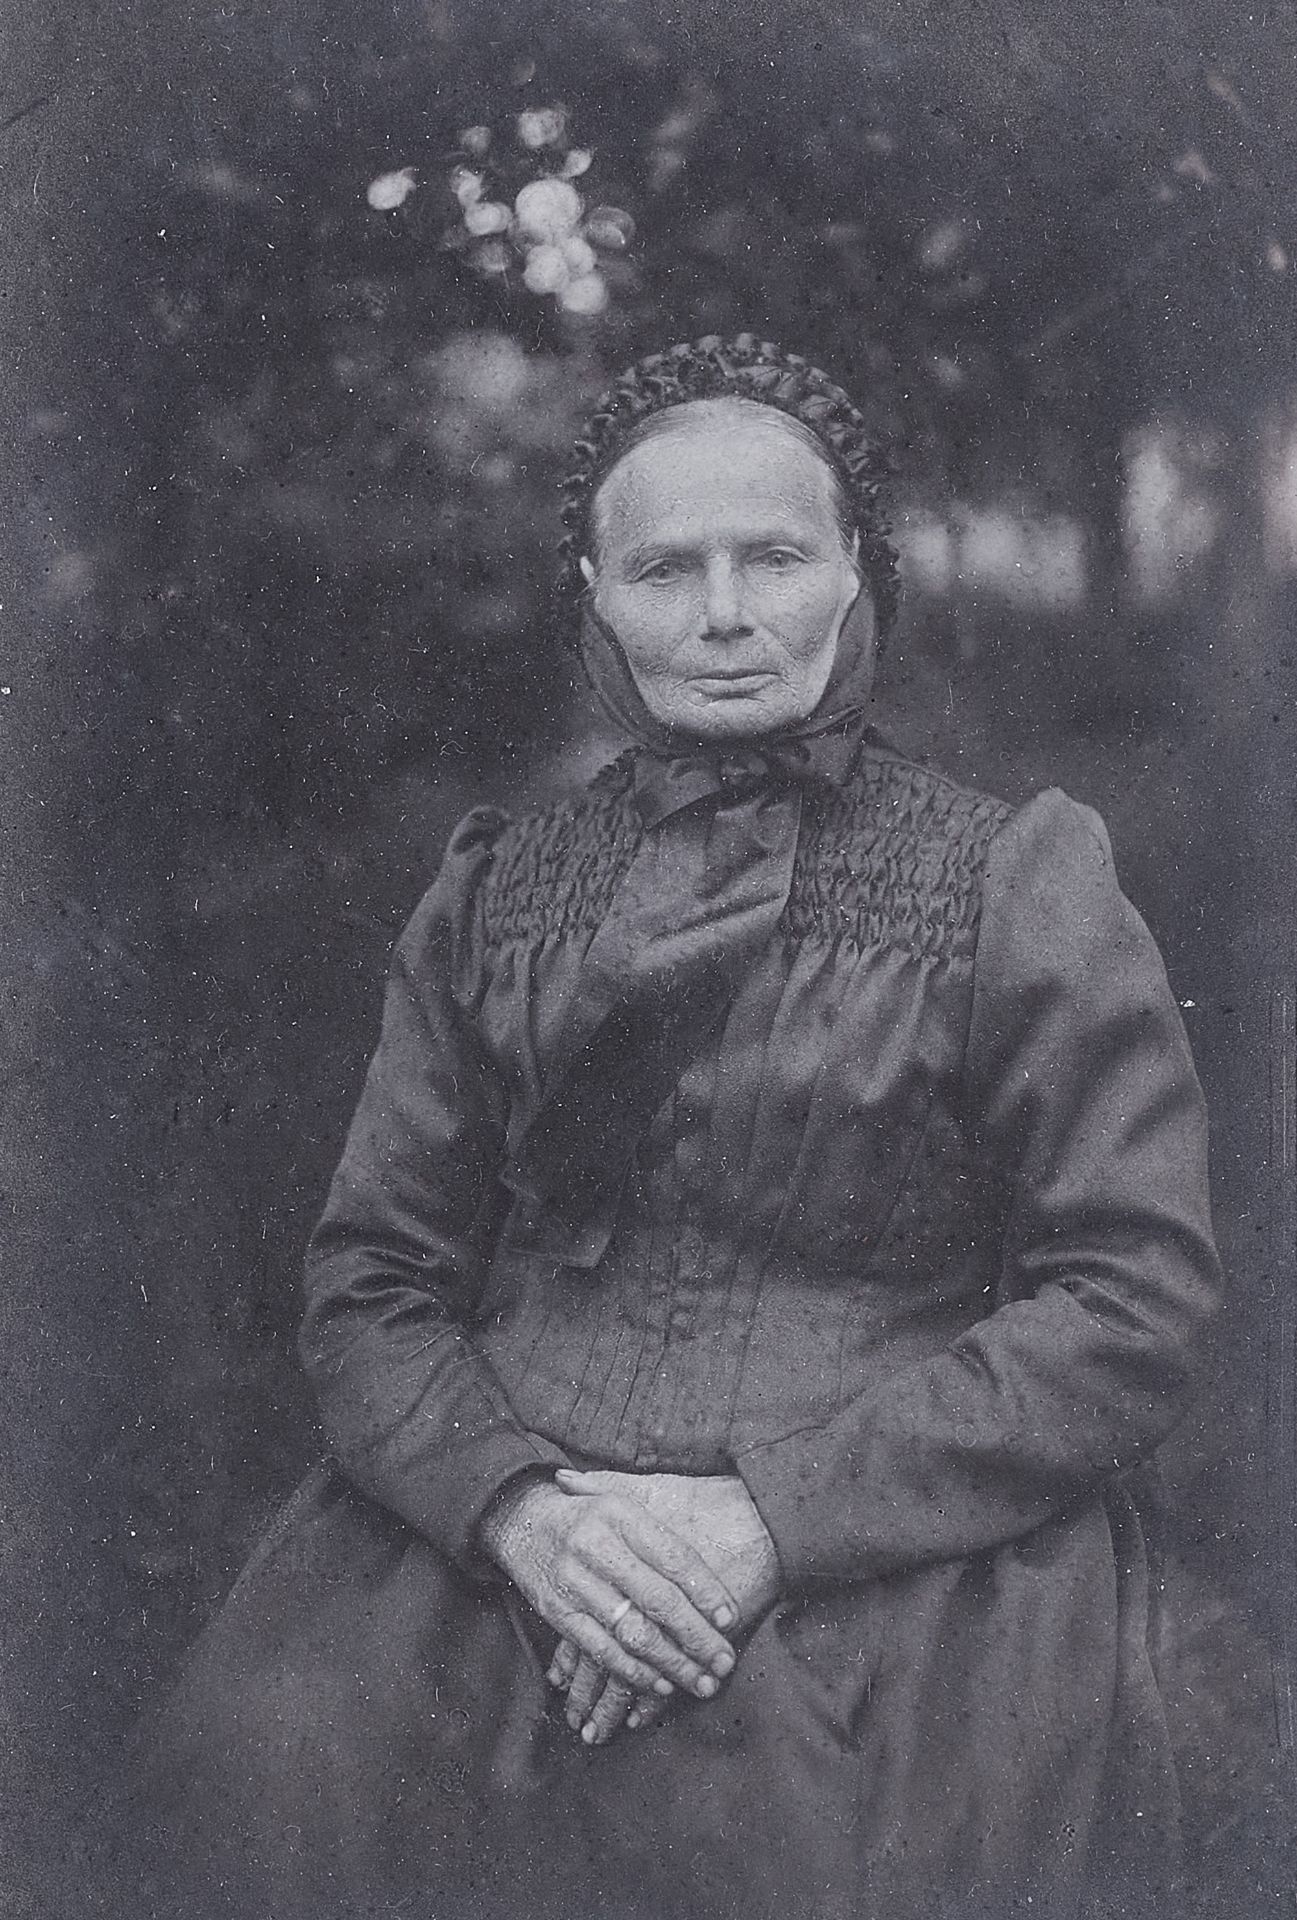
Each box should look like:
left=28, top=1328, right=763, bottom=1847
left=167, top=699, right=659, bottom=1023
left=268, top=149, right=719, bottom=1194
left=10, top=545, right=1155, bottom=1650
left=113, top=740, right=1221, bottom=1920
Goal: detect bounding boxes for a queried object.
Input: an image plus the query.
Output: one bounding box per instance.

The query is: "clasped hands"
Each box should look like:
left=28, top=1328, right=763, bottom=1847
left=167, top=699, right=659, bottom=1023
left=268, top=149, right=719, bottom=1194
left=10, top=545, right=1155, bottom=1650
left=480, top=1466, right=781, bottom=1748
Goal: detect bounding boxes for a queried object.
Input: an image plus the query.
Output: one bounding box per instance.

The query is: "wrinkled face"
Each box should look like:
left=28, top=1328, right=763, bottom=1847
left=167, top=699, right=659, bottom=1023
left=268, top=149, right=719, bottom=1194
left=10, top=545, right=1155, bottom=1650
left=581, top=399, right=867, bottom=740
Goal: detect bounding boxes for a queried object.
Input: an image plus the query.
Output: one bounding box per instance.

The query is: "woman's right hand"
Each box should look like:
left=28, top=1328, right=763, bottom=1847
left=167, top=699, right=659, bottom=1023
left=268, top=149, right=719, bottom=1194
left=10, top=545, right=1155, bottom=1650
left=479, top=1473, right=738, bottom=1701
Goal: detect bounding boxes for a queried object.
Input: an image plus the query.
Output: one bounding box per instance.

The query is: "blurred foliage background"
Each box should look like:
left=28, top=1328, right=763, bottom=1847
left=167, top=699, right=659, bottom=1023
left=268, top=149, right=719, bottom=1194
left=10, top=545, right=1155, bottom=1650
left=4, top=0, right=1297, bottom=1908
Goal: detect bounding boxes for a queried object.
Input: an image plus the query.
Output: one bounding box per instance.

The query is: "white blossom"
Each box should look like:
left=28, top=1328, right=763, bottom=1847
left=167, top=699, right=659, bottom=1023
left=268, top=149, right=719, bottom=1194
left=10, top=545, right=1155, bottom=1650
left=559, top=271, right=609, bottom=315
left=450, top=167, right=484, bottom=207
left=464, top=201, right=511, bottom=237
left=561, top=235, right=596, bottom=276
left=517, top=106, right=568, bottom=150
left=514, top=178, right=582, bottom=243
left=366, top=167, right=417, bottom=211
left=522, top=245, right=569, bottom=294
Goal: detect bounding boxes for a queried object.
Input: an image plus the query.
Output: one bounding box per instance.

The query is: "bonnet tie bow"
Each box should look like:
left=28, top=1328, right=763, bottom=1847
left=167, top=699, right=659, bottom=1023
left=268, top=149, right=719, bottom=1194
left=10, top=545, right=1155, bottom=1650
left=630, top=730, right=859, bottom=829
left=501, top=607, right=872, bottom=1268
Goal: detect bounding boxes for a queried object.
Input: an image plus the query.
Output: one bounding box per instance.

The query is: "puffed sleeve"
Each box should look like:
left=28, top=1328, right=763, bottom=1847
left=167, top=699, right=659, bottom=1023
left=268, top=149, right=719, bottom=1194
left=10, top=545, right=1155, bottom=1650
left=299, top=808, right=570, bottom=1579
left=735, top=789, right=1223, bottom=1586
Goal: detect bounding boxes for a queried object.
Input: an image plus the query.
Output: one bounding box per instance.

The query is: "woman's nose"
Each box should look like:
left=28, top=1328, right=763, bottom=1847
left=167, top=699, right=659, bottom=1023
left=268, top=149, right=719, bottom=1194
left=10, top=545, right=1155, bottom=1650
left=701, top=557, right=749, bottom=635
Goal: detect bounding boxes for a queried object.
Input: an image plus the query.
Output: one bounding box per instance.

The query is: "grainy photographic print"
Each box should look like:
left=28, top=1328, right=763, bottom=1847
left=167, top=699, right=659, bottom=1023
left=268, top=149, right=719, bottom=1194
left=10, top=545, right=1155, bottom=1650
left=4, top=3, right=1295, bottom=1917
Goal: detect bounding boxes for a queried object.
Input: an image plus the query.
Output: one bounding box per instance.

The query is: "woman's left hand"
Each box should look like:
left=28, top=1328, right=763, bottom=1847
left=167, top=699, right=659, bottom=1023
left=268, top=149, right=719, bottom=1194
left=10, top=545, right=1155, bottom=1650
left=548, top=1469, right=782, bottom=1747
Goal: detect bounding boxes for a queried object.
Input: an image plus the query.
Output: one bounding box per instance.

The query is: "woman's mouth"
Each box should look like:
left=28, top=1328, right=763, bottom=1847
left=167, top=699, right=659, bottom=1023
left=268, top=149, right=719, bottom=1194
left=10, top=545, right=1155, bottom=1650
left=691, top=669, right=776, bottom=691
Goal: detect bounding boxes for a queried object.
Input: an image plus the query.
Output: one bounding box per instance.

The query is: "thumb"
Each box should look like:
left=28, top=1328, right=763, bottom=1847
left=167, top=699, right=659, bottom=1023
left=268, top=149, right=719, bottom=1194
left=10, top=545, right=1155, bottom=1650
left=555, top=1468, right=618, bottom=1493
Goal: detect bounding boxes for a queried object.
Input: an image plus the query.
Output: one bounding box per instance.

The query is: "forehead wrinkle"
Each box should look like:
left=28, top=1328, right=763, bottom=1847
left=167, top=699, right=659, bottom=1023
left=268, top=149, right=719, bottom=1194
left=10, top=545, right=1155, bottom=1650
left=591, top=414, right=843, bottom=563
left=617, top=517, right=831, bottom=566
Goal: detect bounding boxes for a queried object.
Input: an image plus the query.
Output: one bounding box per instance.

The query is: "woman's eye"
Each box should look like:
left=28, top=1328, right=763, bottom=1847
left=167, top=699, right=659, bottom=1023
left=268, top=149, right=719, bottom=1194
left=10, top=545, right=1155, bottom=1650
left=636, top=560, right=684, bottom=584
left=757, top=549, right=804, bottom=571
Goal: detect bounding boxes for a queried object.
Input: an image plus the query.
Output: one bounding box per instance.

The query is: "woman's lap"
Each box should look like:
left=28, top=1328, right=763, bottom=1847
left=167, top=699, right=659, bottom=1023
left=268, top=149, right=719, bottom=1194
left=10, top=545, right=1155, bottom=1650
left=90, top=1463, right=1182, bottom=1920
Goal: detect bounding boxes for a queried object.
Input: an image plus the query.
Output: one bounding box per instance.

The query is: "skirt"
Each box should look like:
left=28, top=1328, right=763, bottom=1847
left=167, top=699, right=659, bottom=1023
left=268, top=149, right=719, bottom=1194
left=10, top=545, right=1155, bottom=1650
left=84, top=1459, right=1184, bottom=1920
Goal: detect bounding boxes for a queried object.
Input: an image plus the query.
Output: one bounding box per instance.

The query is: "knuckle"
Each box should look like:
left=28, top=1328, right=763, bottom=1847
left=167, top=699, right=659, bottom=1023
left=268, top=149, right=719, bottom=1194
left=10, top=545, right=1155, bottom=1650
left=658, top=1604, right=698, bottom=1646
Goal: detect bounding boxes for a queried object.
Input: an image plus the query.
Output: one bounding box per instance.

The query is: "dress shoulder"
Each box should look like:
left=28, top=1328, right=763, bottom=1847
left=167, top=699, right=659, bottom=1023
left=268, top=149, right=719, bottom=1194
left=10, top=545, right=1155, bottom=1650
left=983, top=784, right=1114, bottom=886
left=400, top=758, right=642, bottom=968
left=393, top=804, right=512, bottom=1006
left=974, top=785, right=1147, bottom=995
left=964, top=784, right=1207, bottom=1209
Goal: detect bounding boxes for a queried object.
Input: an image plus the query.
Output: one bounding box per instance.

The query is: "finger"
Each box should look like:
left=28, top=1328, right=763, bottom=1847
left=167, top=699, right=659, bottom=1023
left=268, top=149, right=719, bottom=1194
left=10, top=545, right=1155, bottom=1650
left=565, top=1566, right=721, bottom=1699
left=553, top=1588, right=677, bottom=1697
left=586, top=1522, right=736, bottom=1674
left=582, top=1677, right=637, bottom=1747
left=566, top=1564, right=712, bottom=1693
left=563, top=1615, right=675, bottom=1697
left=565, top=1653, right=606, bottom=1729
left=558, top=1477, right=736, bottom=1632
left=603, top=1548, right=737, bottom=1678
left=616, top=1508, right=740, bottom=1637
left=546, top=1637, right=580, bottom=1691
left=627, top=1692, right=668, bottom=1733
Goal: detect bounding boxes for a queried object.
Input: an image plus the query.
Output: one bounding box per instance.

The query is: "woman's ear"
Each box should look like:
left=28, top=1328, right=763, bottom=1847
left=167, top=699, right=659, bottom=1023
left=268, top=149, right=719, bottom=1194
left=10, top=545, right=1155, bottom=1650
left=837, top=530, right=864, bottom=621
left=578, top=555, right=596, bottom=587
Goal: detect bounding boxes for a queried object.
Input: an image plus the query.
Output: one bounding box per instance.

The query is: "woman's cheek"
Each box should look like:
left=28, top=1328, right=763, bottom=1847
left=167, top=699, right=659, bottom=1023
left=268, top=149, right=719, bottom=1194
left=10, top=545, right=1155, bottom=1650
left=758, top=574, right=837, bottom=630
left=608, top=598, right=687, bottom=680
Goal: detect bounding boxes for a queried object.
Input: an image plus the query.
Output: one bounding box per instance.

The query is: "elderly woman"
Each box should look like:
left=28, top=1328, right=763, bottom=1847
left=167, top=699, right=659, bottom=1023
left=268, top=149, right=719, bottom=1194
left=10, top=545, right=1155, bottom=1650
left=113, top=335, right=1220, bottom=1920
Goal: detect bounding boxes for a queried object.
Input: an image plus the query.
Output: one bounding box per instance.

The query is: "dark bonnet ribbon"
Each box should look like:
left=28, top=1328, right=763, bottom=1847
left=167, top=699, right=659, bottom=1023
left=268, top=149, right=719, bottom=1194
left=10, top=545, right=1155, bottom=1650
left=502, top=599, right=875, bottom=1266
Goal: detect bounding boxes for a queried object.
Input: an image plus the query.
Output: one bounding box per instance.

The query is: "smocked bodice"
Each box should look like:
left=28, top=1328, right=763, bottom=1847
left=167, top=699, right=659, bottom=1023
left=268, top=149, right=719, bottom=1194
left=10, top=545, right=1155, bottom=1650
left=478, top=746, right=1009, bottom=961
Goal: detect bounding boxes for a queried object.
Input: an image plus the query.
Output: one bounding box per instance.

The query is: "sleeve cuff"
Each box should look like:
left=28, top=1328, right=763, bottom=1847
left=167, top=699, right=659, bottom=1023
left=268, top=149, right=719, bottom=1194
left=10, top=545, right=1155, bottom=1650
left=383, top=1427, right=573, bottom=1584
left=734, top=1428, right=846, bottom=1589
left=736, top=1425, right=924, bottom=1589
